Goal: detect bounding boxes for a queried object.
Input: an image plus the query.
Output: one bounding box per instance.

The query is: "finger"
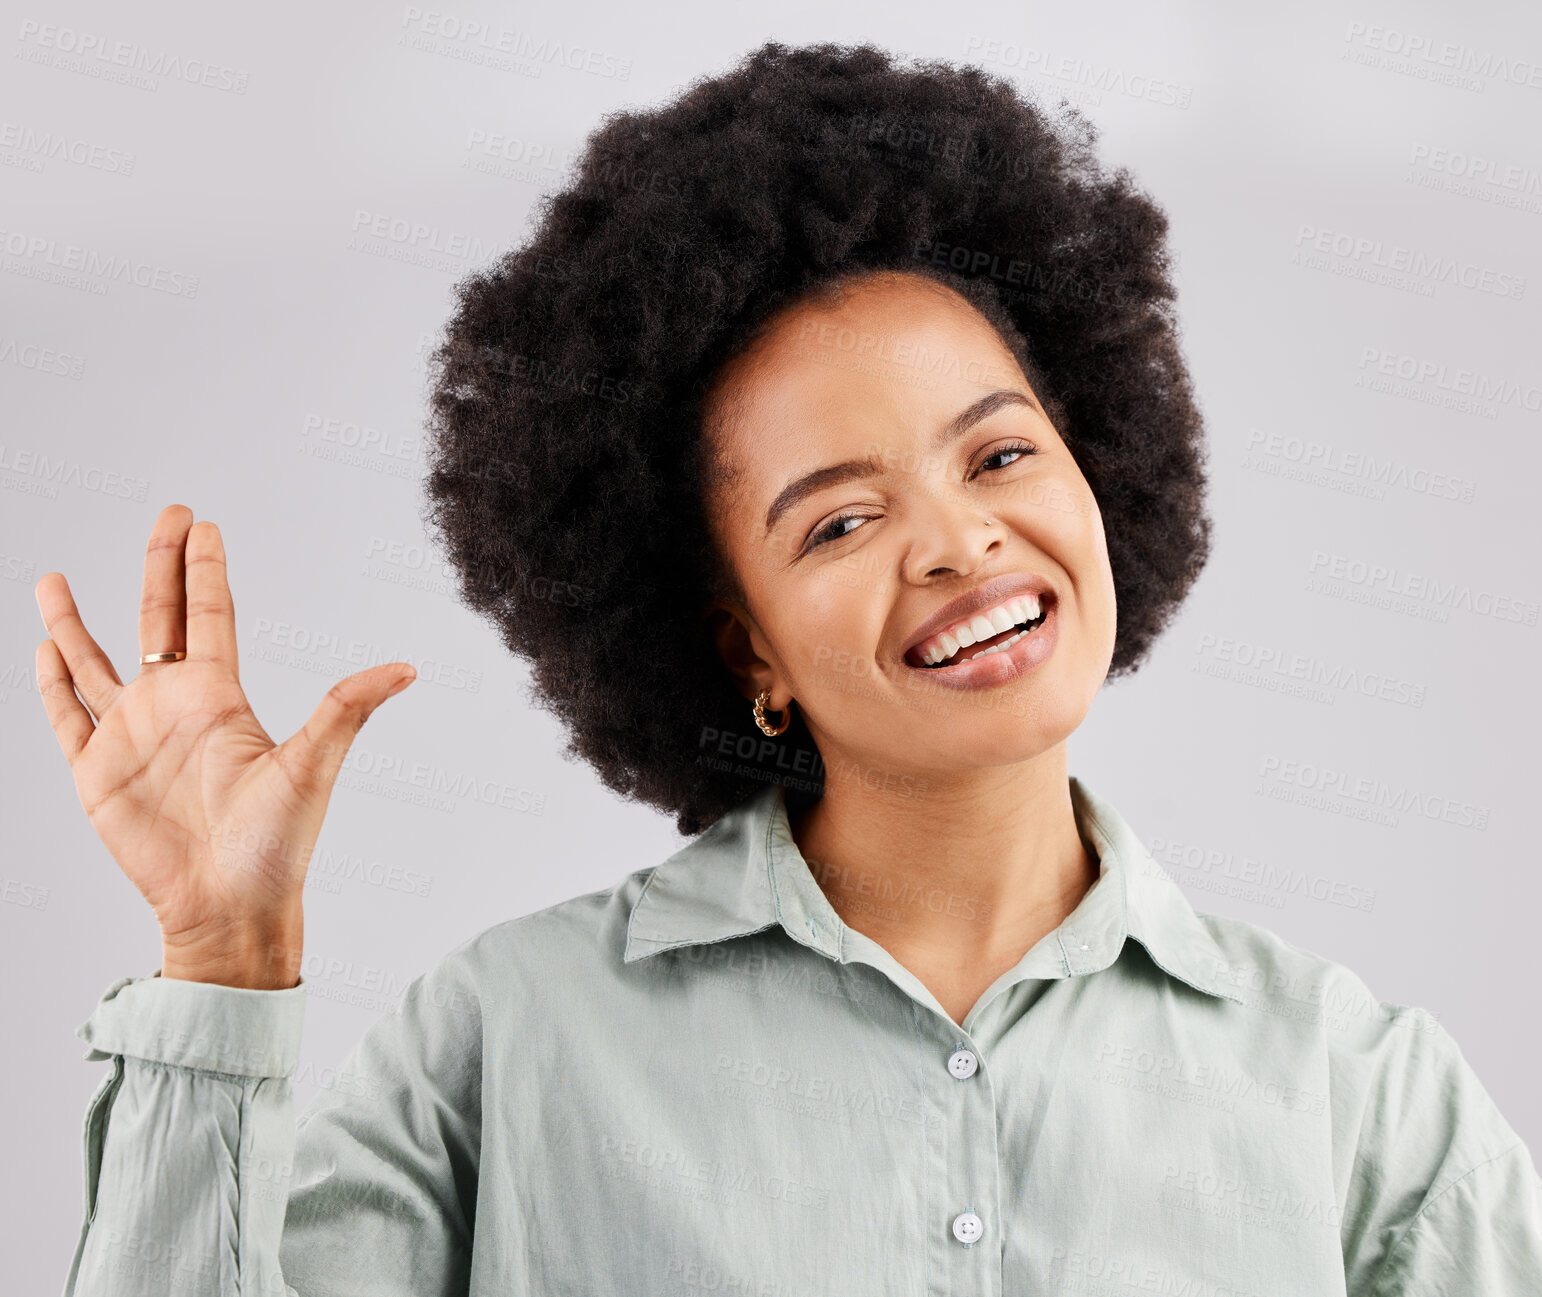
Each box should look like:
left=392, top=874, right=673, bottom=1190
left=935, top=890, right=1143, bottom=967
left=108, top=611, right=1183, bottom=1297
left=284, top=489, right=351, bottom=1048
left=138, top=504, right=194, bottom=668
left=272, top=664, right=417, bottom=799
left=36, top=637, right=96, bottom=764
left=184, top=520, right=240, bottom=672
left=34, top=572, right=122, bottom=719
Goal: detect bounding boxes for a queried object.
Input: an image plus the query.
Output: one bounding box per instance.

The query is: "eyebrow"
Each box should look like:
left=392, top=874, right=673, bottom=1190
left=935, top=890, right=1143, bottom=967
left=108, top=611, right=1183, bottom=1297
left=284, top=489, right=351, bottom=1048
left=762, top=388, right=1042, bottom=537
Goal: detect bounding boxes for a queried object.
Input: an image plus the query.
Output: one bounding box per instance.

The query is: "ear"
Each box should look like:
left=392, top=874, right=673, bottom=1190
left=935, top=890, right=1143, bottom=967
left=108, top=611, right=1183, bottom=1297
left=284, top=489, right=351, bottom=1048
left=701, top=598, right=784, bottom=707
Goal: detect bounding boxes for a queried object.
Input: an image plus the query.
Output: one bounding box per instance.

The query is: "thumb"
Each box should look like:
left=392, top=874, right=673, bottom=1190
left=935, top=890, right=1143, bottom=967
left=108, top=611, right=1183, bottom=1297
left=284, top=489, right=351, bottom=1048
left=280, top=663, right=416, bottom=797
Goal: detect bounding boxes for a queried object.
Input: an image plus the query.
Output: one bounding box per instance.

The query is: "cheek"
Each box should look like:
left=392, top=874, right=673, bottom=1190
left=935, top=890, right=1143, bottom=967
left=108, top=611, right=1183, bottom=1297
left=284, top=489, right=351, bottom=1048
left=765, top=565, right=894, bottom=705
left=1010, top=469, right=1102, bottom=561
left=1077, top=493, right=1119, bottom=660
left=1084, top=494, right=1114, bottom=583
left=788, top=573, right=877, bottom=670
left=1012, top=472, right=1116, bottom=650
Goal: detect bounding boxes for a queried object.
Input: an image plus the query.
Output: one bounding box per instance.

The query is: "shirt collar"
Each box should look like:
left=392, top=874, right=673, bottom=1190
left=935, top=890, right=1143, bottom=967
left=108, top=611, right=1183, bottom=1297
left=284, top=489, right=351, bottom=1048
left=623, top=776, right=1246, bottom=1005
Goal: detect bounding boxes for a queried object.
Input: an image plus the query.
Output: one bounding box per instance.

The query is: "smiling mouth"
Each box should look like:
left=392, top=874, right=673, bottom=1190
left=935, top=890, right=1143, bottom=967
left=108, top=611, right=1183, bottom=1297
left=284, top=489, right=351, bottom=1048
left=907, top=598, right=1052, bottom=669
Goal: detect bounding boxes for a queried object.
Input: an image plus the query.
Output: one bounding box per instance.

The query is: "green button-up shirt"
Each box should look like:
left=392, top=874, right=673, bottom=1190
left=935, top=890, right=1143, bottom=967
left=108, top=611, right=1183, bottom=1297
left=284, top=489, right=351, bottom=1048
left=65, top=776, right=1542, bottom=1295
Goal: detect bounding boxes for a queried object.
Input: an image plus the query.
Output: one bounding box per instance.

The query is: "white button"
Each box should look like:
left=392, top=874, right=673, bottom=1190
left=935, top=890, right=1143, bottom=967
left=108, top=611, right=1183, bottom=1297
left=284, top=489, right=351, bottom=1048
left=952, top=1210, right=984, bottom=1245
left=947, top=1048, right=979, bottom=1079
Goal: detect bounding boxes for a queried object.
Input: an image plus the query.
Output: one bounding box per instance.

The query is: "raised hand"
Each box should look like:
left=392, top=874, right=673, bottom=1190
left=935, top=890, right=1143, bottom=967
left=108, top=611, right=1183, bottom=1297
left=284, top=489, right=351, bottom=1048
left=34, top=504, right=417, bottom=989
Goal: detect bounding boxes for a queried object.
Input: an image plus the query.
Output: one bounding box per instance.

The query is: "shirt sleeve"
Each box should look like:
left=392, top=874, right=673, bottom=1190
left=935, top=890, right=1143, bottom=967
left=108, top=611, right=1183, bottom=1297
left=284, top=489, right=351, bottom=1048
left=64, top=955, right=484, bottom=1297
left=1332, top=995, right=1542, bottom=1295
left=1362, top=1140, right=1542, bottom=1294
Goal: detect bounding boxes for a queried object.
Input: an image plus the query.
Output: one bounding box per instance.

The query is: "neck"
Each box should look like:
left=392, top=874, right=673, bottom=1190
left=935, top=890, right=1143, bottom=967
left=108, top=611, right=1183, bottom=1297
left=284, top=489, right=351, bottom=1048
left=787, top=744, right=1100, bottom=999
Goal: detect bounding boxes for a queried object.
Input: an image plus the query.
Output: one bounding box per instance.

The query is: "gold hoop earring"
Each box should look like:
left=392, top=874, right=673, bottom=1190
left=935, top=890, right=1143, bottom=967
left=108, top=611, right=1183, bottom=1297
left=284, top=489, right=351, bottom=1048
left=753, top=687, right=791, bottom=736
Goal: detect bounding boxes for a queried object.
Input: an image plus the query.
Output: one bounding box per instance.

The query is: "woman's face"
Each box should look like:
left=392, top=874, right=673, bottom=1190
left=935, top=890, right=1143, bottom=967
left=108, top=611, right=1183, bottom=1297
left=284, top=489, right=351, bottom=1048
left=701, top=270, right=1118, bottom=784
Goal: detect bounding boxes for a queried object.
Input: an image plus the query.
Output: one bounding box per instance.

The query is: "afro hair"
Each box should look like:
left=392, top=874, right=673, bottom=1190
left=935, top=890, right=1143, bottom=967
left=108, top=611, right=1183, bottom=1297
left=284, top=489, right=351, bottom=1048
left=421, top=40, right=1212, bottom=835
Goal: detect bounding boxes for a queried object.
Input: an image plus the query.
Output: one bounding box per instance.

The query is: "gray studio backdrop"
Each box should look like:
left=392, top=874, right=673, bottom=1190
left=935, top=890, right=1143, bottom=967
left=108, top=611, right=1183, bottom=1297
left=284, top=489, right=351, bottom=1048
left=4, top=0, right=1539, bottom=1285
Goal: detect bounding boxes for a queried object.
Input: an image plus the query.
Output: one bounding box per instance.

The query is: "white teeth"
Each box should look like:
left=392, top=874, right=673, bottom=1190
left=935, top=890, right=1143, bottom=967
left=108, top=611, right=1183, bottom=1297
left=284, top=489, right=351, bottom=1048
left=915, top=591, right=1050, bottom=666
left=973, top=628, right=1030, bottom=657
left=1008, top=595, right=1039, bottom=623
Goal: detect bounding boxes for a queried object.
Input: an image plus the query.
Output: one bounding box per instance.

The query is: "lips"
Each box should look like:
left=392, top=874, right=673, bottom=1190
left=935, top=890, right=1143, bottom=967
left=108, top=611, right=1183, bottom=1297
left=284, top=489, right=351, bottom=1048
left=899, top=572, right=1058, bottom=668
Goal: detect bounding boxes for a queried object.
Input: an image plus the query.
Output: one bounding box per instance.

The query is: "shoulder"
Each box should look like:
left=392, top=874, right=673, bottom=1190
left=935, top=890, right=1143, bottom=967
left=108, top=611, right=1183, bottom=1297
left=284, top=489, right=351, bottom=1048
left=1194, top=907, right=1438, bottom=1038
left=404, top=861, right=660, bottom=1012
left=1186, top=906, right=1532, bottom=1253
left=1192, top=906, right=1490, bottom=1110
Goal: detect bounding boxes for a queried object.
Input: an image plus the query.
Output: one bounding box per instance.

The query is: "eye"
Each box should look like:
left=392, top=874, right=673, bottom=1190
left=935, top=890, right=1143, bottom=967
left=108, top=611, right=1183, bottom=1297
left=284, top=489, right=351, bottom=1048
left=801, top=440, right=1040, bottom=555
left=974, top=439, right=1038, bottom=476
left=806, top=511, right=876, bottom=551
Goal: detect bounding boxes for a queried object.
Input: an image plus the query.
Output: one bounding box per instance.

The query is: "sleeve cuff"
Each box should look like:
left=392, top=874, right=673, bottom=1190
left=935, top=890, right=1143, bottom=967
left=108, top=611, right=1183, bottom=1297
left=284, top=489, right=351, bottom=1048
left=75, top=970, right=308, bottom=1078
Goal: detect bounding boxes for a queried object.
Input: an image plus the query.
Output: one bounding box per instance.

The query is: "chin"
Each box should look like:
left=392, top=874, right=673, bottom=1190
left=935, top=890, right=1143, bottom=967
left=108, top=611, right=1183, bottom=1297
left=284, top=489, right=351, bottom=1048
left=913, top=698, right=1085, bottom=770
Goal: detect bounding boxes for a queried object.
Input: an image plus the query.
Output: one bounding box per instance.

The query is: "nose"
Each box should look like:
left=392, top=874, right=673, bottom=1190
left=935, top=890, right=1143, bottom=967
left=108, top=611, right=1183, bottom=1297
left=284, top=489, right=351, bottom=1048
left=900, top=491, right=1003, bottom=583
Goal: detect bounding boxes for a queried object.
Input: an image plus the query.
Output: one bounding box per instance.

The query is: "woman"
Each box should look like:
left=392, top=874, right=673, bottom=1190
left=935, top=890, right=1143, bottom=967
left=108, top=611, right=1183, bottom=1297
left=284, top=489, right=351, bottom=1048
left=40, top=41, right=1540, bottom=1296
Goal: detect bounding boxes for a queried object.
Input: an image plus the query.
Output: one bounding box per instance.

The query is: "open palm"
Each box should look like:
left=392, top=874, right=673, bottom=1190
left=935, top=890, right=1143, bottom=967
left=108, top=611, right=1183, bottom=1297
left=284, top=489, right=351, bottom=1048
left=34, top=504, right=416, bottom=988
